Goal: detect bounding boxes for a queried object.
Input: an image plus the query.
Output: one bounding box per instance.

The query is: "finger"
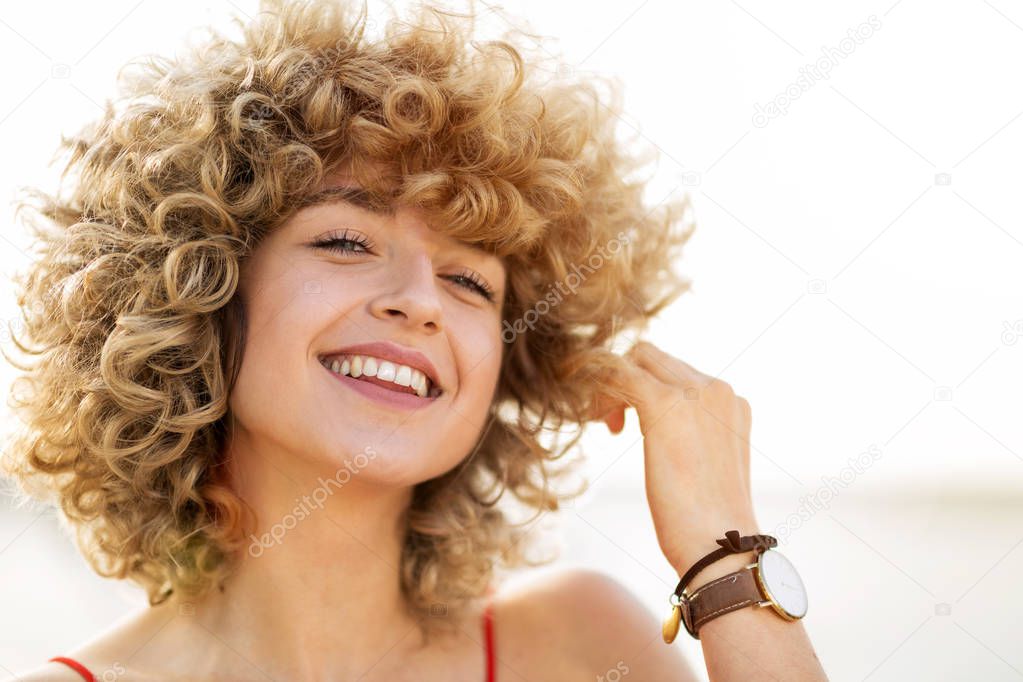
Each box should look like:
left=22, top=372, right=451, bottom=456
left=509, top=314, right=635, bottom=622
left=599, top=355, right=668, bottom=414
left=628, top=341, right=705, bottom=388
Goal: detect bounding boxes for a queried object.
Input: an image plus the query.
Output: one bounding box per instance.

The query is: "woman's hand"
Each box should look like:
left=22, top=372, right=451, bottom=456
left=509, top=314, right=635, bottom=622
left=587, top=340, right=760, bottom=573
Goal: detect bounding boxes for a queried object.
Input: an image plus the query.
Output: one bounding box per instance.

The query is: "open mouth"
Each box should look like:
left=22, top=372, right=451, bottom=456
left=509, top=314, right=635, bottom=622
left=317, top=353, right=443, bottom=400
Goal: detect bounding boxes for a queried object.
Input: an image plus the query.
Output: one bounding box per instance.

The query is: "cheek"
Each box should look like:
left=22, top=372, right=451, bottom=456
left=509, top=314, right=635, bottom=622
left=454, top=315, right=505, bottom=403
left=229, top=269, right=323, bottom=420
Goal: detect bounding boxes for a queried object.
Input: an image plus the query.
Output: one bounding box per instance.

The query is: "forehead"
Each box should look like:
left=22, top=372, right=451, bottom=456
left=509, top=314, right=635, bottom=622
left=296, top=184, right=396, bottom=217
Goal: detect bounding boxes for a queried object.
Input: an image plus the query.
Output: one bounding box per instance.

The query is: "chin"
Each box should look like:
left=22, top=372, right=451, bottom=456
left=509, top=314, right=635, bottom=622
left=301, top=436, right=450, bottom=489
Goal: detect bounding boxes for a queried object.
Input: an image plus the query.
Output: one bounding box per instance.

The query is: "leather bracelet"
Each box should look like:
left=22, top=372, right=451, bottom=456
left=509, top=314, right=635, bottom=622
left=664, top=529, right=806, bottom=643
left=672, top=529, right=777, bottom=599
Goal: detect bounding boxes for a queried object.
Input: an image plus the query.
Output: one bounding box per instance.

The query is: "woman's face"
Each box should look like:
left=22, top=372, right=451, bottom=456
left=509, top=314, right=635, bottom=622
left=227, top=171, right=507, bottom=487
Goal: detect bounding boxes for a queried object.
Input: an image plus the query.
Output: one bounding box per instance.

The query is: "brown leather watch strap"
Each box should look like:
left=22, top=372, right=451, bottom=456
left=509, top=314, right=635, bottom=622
left=681, top=566, right=763, bottom=639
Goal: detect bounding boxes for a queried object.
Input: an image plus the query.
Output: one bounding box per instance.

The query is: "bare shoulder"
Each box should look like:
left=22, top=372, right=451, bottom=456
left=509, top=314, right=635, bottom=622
left=11, top=661, right=98, bottom=681
left=13, top=642, right=131, bottom=681
left=14, top=605, right=173, bottom=682
left=490, top=565, right=700, bottom=682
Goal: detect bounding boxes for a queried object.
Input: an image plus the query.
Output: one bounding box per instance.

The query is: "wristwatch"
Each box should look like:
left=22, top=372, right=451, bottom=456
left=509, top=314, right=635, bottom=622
left=663, top=530, right=808, bottom=642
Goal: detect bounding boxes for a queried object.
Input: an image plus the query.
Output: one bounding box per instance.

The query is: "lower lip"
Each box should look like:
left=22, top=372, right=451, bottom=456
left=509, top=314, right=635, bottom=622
left=323, top=364, right=439, bottom=410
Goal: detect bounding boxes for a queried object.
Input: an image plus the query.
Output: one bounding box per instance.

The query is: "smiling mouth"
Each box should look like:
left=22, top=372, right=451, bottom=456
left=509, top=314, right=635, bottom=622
left=317, top=354, right=443, bottom=399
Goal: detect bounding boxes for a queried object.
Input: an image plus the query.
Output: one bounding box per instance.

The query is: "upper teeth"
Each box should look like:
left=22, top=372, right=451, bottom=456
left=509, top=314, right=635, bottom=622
left=321, top=354, right=437, bottom=399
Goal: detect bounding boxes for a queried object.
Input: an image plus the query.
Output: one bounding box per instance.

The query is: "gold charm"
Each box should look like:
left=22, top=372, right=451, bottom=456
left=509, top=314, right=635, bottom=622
left=662, top=603, right=682, bottom=643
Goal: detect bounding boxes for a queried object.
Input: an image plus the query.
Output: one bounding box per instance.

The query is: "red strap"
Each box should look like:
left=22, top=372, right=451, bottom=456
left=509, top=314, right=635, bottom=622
left=49, top=657, right=96, bottom=682
left=483, top=598, right=495, bottom=682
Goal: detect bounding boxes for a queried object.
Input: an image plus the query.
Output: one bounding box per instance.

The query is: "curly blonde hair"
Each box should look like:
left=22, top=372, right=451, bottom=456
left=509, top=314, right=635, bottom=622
left=1, top=0, right=694, bottom=637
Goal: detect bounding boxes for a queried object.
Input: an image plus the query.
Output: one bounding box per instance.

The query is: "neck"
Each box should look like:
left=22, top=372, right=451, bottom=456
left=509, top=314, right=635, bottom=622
left=151, top=434, right=432, bottom=679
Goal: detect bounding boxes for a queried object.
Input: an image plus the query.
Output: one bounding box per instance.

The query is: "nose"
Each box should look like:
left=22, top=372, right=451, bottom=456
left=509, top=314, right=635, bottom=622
left=369, top=251, right=443, bottom=333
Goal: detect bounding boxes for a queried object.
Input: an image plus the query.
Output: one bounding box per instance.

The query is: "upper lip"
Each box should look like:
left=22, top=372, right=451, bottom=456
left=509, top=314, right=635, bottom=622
left=319, top=341, right=444, bottom=393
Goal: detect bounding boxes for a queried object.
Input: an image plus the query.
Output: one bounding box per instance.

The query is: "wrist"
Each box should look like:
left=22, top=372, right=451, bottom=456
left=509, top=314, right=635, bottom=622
left=670, top=521, right=762, bottom=578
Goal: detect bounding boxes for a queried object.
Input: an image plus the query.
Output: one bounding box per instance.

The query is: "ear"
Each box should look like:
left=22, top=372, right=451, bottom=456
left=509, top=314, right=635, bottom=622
left=582, top=391, right=627, bottom=434
left=603, top=405, right=626, bottom=435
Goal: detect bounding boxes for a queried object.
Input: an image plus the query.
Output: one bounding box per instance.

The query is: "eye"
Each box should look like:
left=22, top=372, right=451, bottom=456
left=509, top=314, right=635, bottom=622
left=446, top=269, right=496, bottom=302
left=310, top=228, right=374, bottom=254
left=309, top=230, right=497, bottom=303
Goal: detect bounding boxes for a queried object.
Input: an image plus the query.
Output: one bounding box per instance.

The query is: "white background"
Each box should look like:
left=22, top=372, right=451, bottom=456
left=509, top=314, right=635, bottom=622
left=0, top=1, right=1021, bottom=680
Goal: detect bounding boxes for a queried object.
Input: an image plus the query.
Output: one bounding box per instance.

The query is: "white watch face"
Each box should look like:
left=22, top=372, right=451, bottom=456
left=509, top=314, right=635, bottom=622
left=758, top=550, right=808, bottom=618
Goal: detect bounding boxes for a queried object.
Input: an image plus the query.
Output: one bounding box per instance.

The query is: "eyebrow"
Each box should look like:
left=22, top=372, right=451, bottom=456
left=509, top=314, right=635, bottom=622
left=298, top=184, right=502, bottom=262
left=297, top=185, right=397, bottom=216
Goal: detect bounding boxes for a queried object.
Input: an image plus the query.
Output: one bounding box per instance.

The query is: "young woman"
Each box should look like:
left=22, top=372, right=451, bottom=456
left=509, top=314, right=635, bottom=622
left=5, top=1, right=827, bottom=679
